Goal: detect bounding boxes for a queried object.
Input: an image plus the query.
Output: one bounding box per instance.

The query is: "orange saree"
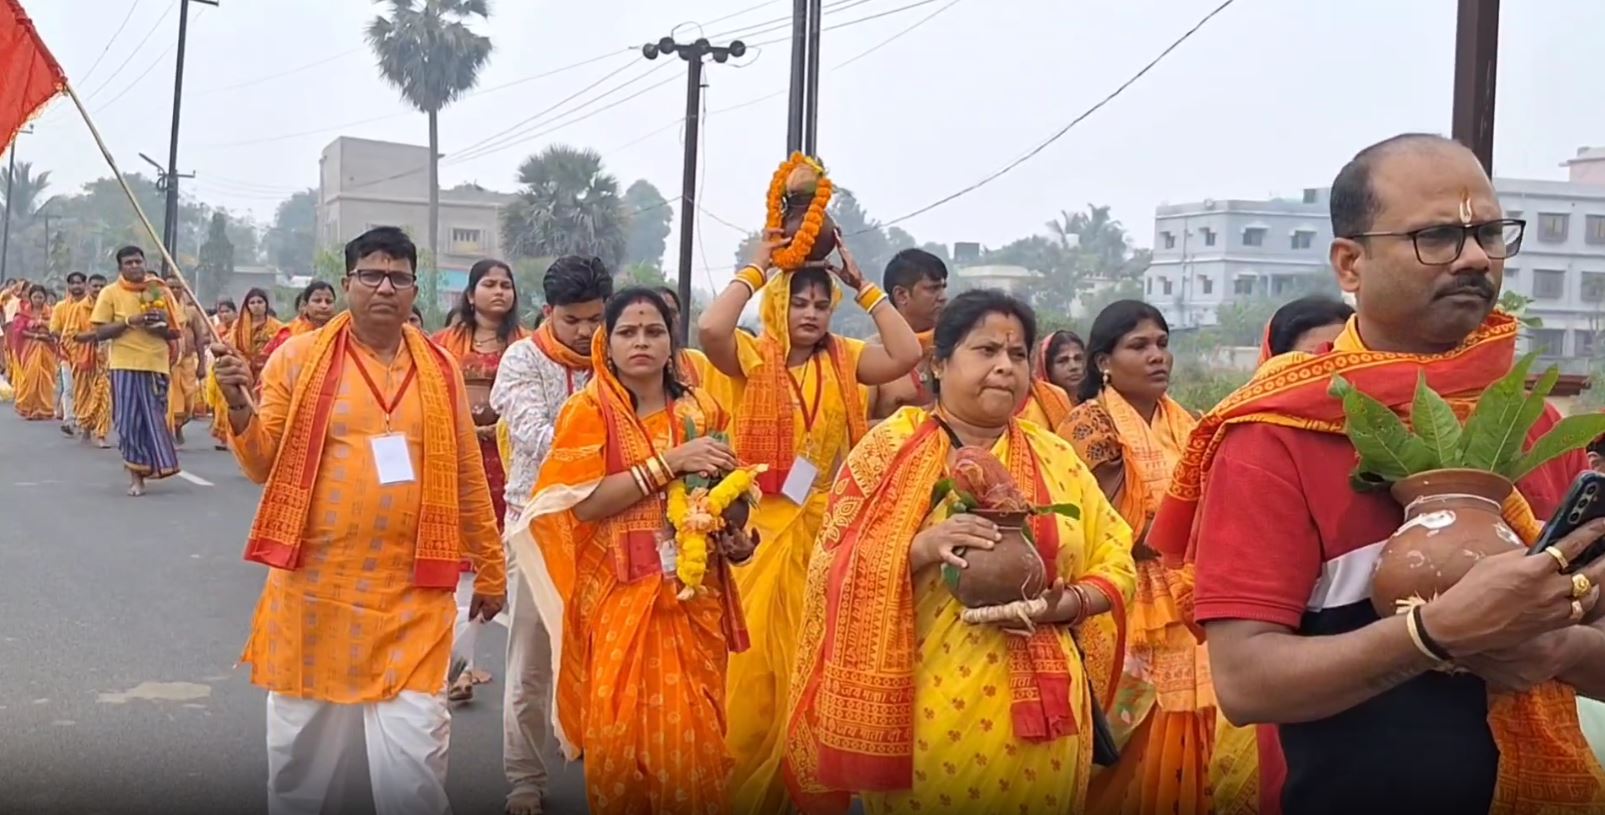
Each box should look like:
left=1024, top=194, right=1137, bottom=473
left=510, top=328, right=745, bottom=815
left=1149, top=311, right=1605, bottom=815
left=7, top=303, right=57, bottom=420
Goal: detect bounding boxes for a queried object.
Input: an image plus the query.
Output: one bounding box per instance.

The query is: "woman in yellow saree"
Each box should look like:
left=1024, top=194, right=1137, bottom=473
left=785, top=289, right=1136, bottom=815
left=699, top=234, right=922, bottom=814
left=232, top=287, right=284, bottom=387
left=1058, top=299, right=1254, bottom=815
left=509, top=287, right=757, bottom=815
left=7, top=285, right=59, bottom=420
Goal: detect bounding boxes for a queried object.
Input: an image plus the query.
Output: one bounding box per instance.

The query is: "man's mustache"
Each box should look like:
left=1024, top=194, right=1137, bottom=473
left=1437, top=277, right=1496, bottom=301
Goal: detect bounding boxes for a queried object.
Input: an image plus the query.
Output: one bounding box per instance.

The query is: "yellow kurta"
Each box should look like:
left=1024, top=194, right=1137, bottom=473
left=726, top=330, right=865, bottom=814
left=228, top=332, right=505, bottom=704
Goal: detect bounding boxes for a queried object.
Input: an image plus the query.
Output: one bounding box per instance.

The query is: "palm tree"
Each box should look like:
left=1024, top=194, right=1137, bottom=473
left=500, top=145, right=627, bottom=267
left=366, top=0, right=493, bottom=289
left=1, top=161, right=51, bottom=224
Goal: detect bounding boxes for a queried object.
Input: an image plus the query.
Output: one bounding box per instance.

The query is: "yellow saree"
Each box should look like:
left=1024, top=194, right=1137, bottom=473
left=784, top=407, right=1135, bottom=814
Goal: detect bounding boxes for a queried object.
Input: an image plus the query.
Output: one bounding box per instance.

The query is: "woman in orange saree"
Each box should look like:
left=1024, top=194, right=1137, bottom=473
left=232, top=287, right=284, bottom=387
left=784, top=289, right=1136, bottom=815
left=1039, top=329, right=1088, bottom=399
left=1058, top=300, right=1253, bottom=815
left=433, top=260, right=529, bottom=703
left=508, top=287, right=757, bottom=815
left=7, top=285, right=59, bottom=420
left=261, top=281, right=338, bottom=361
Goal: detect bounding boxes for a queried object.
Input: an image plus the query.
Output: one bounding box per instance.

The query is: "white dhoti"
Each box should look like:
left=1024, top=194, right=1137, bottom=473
left=266, top=691, right=453, bottom=815
left=58, top=362, right=74, bottom=423
left=501, top=516, right=553, bottom=809
left=452, top=572, right=479, bottom=671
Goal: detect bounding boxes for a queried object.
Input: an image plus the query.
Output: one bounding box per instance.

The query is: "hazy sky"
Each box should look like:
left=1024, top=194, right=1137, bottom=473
left=14, top=0, right=1605, bottom=287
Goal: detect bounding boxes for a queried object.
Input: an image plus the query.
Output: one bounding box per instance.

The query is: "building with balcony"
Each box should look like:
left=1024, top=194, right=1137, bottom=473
left=1143, top=190, right=1332, bottom=330
left=315, top=137, right=515, bottom=309
left=1496, top=173, right=1605, bottom=372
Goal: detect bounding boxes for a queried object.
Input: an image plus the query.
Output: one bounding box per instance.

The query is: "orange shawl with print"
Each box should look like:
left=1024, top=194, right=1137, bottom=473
left=232, top=310, right=285, bottom=366
left=1148, top=311, right=1605, bottom=815
left=784, top=414, right=1114, bottom=812
left=525, top=328, right=746, bottom=754
left=241, top=311, right=464, bottom=589
left=732, top=269, right=868, bottom=496
left=532, top=319, right=593, bottom=373
left=1019, top=378, right=1075, bottom=430
left=261, top=315, right=323, bottom=361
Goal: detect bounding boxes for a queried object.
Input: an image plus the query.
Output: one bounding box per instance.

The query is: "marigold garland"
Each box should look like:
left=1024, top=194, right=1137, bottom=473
left=765, top=151, right=833, bottom=272
left=665, top=464, right=767, bottom=599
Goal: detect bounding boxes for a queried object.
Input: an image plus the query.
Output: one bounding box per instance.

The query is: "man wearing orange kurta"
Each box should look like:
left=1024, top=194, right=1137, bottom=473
left=214, top=227, right=505, bottom=815
left=48, top=272, right=90, bottom=436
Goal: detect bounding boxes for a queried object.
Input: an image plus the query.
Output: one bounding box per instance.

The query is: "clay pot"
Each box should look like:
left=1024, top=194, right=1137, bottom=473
left=943, top=509, right=1048, bottom=609
left=1370, top=469, right=1522, bottom=617
left=722, top=499, right=751, bottom=532
left=781, top=191, right=837, bottom=264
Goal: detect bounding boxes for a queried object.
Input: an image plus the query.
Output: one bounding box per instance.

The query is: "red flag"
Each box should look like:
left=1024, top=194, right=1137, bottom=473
left=1, top=0, right=66, bottom=152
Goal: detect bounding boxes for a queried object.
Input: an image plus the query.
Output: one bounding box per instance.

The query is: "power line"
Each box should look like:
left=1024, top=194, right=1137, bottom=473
left=702, top=0, right=788, bottom=28
left=81, top=0, right=177, bottom=101
left=191, top=48, right=365, bottom=96
left=91, top=41, right=179, bottom=114
left=871, top=0, right=1238, bottom=232
left=835, top=0, right=963, bottom=68
left=78, top=0, right=145, bottom=86
left=748, top=0, right=944, bottom=47
left=446, top=60, right=663, bottom=164
left=707, top=0, right=873, bottom=41
left=444, top=72, right=684, bottom=166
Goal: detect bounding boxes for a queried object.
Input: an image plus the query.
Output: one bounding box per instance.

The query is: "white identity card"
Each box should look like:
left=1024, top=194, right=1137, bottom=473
left=780, top=456, right=819, bottom=506
left=371, top=433, right=416, bottom=485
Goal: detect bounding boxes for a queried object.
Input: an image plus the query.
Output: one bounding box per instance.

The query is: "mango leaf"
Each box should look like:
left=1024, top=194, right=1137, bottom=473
left=682, top=415, right=699, bottom=442
left=1508, top=413, right=1605, bottom=482
left=930, top=478, right=955, bottom=508
left=1497, top=364, right=1561, bottom=475
left=1458, top=354, right=1536, bottom=471
left=1031, top=502, right=1082, bottom=521
left=1410, top=372, right=1463, bottom=469
left=1331, top=375, right=1439, bottom=482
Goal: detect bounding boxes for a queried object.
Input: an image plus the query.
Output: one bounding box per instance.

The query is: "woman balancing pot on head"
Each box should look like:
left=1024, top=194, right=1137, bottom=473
left=697, top=153, right=924, bottom=814
left=431, top=259, right=529, bottom=703
left=508, top=287, right=760, bottom=815
left=783, top=289, right=1137, bottom=813
left=1056, top=300, right=1252, bottom=815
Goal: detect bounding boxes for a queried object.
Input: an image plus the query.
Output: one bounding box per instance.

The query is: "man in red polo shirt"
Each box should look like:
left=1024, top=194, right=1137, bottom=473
left=1150, top=134, right=1605, bottom=814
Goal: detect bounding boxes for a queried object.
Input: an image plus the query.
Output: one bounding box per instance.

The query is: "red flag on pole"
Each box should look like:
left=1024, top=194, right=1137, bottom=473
left=1, top=0, right=66, bottom=152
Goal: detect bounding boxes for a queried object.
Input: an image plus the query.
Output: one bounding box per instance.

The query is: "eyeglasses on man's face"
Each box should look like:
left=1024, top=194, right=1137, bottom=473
left=348, top=269, right=417, bottom=290
left=1344, top=218, right=1525, bottom=266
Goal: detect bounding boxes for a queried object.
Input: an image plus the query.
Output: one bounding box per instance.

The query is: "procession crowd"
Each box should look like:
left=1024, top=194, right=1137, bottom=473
left=8, top=132, right=1605, bottom=815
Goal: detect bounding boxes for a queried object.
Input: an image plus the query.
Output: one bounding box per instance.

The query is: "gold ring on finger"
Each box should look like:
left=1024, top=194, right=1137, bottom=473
left=1571, top=599, right=1587, bottom=623
left=1573, top=573, right=1594, bottom=600
left=1543, top=546, right=1571, bottom=571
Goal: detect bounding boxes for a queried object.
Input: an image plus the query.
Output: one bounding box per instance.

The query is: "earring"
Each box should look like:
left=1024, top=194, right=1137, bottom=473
left=1102, top=369, right=1112, bottom=387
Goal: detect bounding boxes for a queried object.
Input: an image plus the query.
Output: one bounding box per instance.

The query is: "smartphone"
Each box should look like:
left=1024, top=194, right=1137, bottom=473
left=1530, top=471, right=1605, bottom=572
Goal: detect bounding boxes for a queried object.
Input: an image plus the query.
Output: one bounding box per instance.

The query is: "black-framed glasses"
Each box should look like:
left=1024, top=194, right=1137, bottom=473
left=1343, top=218, right=1525, bottom=266
left=348, top=269, right=417, bottom=290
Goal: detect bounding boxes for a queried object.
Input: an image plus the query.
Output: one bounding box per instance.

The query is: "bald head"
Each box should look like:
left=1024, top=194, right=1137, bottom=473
left=1330, top=134, right=1481, bottom=238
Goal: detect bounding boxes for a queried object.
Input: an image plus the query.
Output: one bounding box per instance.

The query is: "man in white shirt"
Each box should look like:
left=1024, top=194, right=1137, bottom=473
left=487, top=255, right=612, bottom=815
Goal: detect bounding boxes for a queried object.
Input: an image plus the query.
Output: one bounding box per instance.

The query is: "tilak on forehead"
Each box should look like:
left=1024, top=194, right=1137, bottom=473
left=1459, top=188, right=1475, bottom=225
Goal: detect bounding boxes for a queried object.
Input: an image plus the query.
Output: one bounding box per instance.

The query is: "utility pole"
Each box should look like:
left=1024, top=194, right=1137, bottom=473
left=785, top=0, right=824, bottom=155
left=803, top=0, right=822, bottom=155
left=642, top=35, right=747, bottom=345
left=1, top=126, right=34, bottom=282
left=161, top=0, right=219, bottom=274
left=140, top=152, right=195, bottom=284
left=1451, top=0, right=1499, bottom=173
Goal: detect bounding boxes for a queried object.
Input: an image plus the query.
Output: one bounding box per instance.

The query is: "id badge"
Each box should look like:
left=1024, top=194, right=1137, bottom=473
left=780, top=456, right=819, bottom=505
left=370, top=433, right=416, bottom=485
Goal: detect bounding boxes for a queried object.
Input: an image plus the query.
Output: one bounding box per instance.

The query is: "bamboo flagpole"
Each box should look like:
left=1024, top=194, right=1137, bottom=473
left=59, top=81, right=255, bottom=409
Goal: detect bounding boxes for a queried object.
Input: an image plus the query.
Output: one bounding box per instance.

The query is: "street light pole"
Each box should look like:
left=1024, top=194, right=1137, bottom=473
left=1, top=126, right=33, bottom=282
left=642, top=35, right=747, bottom=346
left=161, top=0, right=219, bottom=274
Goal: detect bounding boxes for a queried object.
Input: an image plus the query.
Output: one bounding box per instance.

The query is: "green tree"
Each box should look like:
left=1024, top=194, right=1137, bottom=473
left=266, top=189, right=317, bottom=275
left=622, top=179, right=672, bottom=270
left=1, top=161, right=50, bottom=223
left=500, top=145, right=627, bottom=267
left=367, top=0, right=493, bottom=298
left=199, top=212, right=235, bottom=304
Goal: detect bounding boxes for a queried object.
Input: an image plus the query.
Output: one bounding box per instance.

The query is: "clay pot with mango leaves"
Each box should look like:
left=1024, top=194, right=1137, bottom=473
left=1331, top=357, right=1605, bottom=618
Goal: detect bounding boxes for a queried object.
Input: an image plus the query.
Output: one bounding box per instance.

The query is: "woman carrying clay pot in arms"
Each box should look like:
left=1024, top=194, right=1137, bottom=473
left=783, top=288, right=1135, bottom=813
left=697, top=230, right=922, bottom=813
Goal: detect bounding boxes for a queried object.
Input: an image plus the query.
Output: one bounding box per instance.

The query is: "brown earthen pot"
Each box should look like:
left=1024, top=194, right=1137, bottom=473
left=1370, top=469, right=1522, bottom=617
left=943, top=509, right=1049, bottom=608
left=781, top=191, right=838, bottom=264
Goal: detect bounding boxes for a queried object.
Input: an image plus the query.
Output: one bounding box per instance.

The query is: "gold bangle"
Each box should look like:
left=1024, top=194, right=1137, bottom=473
left=735, top=265, right=766, bottom=293
left=654, top=454, right=675, bottom=484
left=630, top=465, right=651, bottom=496
left=645, top=457, right=668, bottom=490
left=854, top=283, right=884, bottom=311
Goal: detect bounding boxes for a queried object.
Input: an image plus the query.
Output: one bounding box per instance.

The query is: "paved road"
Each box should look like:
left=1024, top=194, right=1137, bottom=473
left=0, top=410, right=586, bottom=815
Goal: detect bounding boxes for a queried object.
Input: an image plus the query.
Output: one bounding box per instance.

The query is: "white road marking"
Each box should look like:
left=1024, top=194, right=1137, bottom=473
left=177, top=471, right=214, bottom=487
